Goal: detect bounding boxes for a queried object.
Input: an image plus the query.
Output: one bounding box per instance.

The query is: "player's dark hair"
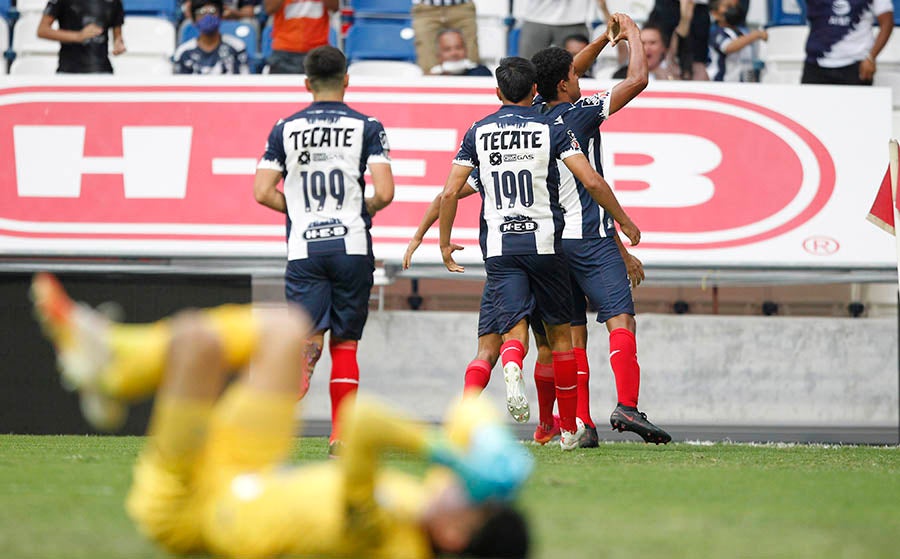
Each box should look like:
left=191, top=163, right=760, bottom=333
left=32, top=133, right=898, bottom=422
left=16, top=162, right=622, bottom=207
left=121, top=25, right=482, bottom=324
left=462, top=503, right=530, bottom=558
left=642, top=20, right=671, bottom=48
left=304, top=46, right=347, bottom=91
left=563, top=33, right=590, bottom=46
left=495, top=57, right=537, bottom=103
left=190, top=0, right=223, bottom=17
left=532, top=46, right=573, bottom=102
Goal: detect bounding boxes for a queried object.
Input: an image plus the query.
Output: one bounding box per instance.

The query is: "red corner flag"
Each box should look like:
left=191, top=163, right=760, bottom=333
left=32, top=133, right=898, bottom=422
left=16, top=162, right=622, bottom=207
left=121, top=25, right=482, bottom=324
left=867, top=139, right=899, bottom=235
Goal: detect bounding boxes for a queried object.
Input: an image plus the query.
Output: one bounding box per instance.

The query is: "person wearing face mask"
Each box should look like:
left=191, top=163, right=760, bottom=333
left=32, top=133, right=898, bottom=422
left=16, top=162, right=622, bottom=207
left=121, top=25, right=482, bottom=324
left=707, top=0, right=767, bottom=82
left=174, top=0, right=249, bottom=74
left=37, top=0, right=126, bottom=74
left=429, top=29, right=491, bottom=76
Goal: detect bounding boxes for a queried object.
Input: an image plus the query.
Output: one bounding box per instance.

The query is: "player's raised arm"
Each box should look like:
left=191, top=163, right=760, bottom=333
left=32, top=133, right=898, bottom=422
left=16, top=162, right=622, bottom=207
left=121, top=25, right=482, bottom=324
left=563, top=153, right=640, bottom=246
left=608, top=15, right=648, bottom=115
left=439, top=164, right=474, bottom=273
left=403, top=181, right=477, bottom=270
left=366, top=163, right=395, bottom=216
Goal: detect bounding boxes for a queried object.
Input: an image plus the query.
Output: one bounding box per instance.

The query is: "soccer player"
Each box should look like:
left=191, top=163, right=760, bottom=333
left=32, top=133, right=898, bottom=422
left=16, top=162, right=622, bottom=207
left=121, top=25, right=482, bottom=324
left=30, top=273, right=532, bottom=559
left=254, top=45, right=395, bottom=455
left=530, top=14, right=671, bottom=445
left=403, top=178, right=561, bottom=445
left=439, top=56, right=640, bottom=450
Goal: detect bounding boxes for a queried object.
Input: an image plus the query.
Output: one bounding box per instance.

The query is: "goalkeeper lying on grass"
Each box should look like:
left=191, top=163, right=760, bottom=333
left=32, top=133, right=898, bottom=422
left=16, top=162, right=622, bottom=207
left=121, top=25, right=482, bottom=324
left=31, top=273, right=533, bottom=559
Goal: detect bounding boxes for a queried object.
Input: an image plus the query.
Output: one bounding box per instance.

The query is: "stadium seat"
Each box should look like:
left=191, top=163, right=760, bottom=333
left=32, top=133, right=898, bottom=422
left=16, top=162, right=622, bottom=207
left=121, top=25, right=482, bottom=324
left=768, top=0, right=805, bottom=26
left=473, top=0, right=510, bottom=18
left=0, top=0, right=9, bottom=20
left=13, top=0, right=48, bottom=15
left=121, top=16, right=175, bottom=56
left=758, top=25, right=807, bottom=84
left=745, top=0, right=769, bottom=27
left=12, top=12, right=59, bottom=55
left=123, top=0, right=180, bottom=21
left=111, top=54, right=173, bottom=75
left=476, top=16, right=507, bottom=68
left=9, top=53, right=57, bottom=74
left=348, top=59, right=421, bottom=77
left=350, top=0, right=411, bottom=16
left=344, top=19, right=415, bottom=62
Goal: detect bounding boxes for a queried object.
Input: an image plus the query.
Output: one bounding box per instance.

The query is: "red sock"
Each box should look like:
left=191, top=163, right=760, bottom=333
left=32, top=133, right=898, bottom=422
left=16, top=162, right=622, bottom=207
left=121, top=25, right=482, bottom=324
left=573, top=347, right=594, bottom=428
left=609, top=328, right=640, bottom=408
left=500, top=339, right=525, bottom=371
left=553, top=350, right=578, bottom=433
left=329, top=340, right=360, bottom=443
left=533, top=361, right=556, bottom=429
left=463, top=359, right=492, bottom=395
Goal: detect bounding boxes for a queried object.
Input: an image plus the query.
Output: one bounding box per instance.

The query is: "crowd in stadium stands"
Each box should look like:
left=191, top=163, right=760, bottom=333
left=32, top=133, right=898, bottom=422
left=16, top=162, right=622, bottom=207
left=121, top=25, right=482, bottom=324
left=0, top=0, right=896, bottom=86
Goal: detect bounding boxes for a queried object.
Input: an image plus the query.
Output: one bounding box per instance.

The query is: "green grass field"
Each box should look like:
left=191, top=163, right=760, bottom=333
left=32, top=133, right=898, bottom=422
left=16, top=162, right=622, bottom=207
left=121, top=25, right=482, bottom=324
left=1, top=435, right=898, bottom=559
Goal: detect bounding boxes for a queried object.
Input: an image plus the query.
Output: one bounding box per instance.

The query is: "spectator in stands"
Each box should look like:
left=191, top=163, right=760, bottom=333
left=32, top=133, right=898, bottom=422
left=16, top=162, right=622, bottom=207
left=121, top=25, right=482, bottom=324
left=174, top=0, right=250, bottom=74
left=517, top=0, right=594, bottom=60
left=265, top=0, right=337, bottom=74
left=647, top=0, right=710, bottom=80
left=412, top=0, right=480, bottom=74
left=802, top=0, right=894, bottom=85
left=429, top=29, right=491, bottom=76
left=37, top=0, right=126, bottom=74
left=563, top=33, right=593, bottom=76
left=707, top=0, right=766, bottom=81
left=613, top=21, right=677, bottom=80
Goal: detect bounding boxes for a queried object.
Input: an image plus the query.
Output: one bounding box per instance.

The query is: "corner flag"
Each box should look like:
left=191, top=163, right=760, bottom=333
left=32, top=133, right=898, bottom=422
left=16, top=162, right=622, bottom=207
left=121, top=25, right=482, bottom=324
left=867, top=139, right=900, bottom=296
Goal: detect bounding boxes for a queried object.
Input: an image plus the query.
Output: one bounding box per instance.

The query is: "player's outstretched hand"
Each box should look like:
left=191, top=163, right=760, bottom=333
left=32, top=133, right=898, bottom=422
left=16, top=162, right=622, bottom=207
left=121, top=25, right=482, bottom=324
left=441, top=243, right=465, bottom=273
left=621, top=221, right=641, bottom=246
left=402, top=238, right=422, bottom=270
left=625, top=253, right=645, bottom=288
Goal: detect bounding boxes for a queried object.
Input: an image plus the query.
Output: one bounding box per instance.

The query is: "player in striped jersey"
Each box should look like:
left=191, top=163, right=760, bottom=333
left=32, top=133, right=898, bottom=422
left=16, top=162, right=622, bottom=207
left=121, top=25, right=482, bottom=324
left=530, top=14, right=671, bottom=445
left=254, top=46, right=395, bottom=455
left=439, top=56, right=640, bottom=450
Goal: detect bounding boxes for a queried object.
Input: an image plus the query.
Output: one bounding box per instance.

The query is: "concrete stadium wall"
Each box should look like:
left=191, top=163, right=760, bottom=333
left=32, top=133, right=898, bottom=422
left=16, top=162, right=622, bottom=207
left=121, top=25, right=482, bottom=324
left=300, top=312, right=899, bottom=431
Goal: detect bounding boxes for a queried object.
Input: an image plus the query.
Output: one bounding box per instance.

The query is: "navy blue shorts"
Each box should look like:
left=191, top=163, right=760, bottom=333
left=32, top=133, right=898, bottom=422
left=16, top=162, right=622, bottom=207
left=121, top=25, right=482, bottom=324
left=477, top=279, right=502, bottom=337
left=285, top=254, right=374, bottom=340
left=562, top=237, right=634, bottom=323
left=484, top=253, right=573, bottom=335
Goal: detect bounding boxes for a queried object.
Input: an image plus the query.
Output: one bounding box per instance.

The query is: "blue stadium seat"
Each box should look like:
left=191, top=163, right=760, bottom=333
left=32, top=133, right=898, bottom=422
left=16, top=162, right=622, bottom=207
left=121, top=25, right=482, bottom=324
left=124, top=0, right=179, bottom=21
left=350, top=0, right=411, bottom=16
left=0, top=0, right=9, bottom=21
left=508, top=26, right=520, bottom=57
left=180, top=20, right=260, bottom=68
left=768, top=0, right=805, bottom=26
left=345, top=19, right=415, bottom=62
left=895, top=0, right=900, bottom=26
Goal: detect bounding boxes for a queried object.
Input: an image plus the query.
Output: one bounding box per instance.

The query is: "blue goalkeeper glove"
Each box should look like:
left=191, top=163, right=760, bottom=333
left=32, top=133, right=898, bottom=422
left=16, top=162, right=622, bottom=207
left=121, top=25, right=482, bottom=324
left=428, top=425, right=533, bottom=502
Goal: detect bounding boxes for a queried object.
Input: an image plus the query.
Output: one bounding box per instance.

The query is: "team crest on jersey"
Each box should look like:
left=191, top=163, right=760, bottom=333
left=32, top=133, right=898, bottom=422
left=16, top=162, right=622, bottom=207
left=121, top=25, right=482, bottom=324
left=489, top=152, right=503, bottom=166
left=499, top=215, right=538, bottom=234
left=303, top=218, right=348, bottom=241
left=298, top=151, right=311, bottom=165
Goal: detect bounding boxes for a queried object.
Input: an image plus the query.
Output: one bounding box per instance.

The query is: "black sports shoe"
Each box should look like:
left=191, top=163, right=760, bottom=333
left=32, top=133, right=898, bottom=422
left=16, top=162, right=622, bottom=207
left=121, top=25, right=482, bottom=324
left=578, top=423, right=599, bottom=448
left=609, top=404, right=671, bottom=445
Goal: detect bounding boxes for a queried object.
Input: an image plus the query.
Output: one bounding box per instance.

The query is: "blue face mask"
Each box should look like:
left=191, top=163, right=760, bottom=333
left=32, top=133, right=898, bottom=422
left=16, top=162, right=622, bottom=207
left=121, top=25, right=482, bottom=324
left=197, top=14, right=221, bottom=35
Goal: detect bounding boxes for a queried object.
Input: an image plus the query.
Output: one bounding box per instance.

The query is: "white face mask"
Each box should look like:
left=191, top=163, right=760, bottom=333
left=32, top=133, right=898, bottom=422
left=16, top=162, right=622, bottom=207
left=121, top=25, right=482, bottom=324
left=437, top=58, right=477, bottom=75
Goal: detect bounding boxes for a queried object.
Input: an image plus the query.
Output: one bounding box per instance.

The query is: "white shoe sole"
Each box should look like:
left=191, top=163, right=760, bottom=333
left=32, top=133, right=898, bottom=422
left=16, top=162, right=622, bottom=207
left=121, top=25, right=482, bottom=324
left=503, top=363, right=530, bottom=423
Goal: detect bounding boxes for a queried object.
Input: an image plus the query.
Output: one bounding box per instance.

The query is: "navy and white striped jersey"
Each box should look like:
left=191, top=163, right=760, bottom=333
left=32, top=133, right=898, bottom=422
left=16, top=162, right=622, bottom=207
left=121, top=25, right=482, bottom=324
left=806, top=0, right=893, bottom=68
left=453, top=104, right=583, bottom=258
left=258, top=101, right=391, bottom=260
left=534, top=90, right=614, bottom=240
left=708, top=25, right=755, bottom=82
